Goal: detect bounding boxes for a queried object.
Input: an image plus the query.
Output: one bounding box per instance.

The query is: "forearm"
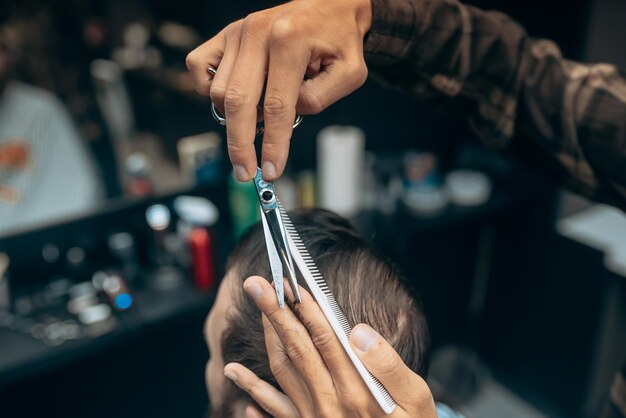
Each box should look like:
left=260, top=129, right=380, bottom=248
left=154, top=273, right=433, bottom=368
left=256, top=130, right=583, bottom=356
left=364, top=0, right=626, bottom=209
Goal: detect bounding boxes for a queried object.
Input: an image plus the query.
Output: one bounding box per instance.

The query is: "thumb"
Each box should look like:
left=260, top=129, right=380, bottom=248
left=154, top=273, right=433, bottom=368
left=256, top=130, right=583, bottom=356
left=350, top=324, right=436, bottom=414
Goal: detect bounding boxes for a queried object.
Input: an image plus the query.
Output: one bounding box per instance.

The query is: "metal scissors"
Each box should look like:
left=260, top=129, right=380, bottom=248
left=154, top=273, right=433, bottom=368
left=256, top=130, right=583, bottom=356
left=253, top=168, right=302, bottom=307
left=207, top=65, right=304, bottom=307
left=253, top=166, right=396, bottom=413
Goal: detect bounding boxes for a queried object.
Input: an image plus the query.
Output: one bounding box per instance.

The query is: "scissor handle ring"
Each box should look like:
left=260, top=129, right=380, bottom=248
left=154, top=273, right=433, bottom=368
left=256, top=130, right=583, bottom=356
left=207, top=67, right=303, bottom=134
left=210, top=102, right=303, bottom=134
left=210, top=102, right=227, bottom=126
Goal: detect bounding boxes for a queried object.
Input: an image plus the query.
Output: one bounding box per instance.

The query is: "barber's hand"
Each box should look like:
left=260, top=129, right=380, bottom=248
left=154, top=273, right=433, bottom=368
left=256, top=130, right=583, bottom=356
left=223, top=276, right=437, bottom=418
left=185, top=0, right=372, bottom=182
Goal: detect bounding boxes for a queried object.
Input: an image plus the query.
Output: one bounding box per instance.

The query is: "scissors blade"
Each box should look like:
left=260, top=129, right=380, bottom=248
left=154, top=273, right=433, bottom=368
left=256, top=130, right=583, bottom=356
left=273, top=205, right=301, bottom=303
left=264, top=207, right=301, bottom=303
left=261, top=208, right=285, bottom=308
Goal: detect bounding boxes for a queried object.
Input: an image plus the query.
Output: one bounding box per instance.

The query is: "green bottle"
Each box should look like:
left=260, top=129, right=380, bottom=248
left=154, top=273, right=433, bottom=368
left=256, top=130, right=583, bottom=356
left=228, top=173, right=260, bottom=239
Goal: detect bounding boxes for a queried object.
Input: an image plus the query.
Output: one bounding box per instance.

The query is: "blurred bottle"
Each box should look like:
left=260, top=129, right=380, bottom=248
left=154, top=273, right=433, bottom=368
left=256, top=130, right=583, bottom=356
left=361, top=152, right=379, bottom=211
left=101, top=272, right=134, bottom=311
left=228, top=174, right=260, bottom=238
left=297, top=170, right=316, bottom=208
left=91, top=59, right=136, bottom=145
left=108, top=232, right=141, bottom=286
left=402, top=151, right=448, bottom=215
left=317, top=126, right=365, bottom=218
left=125, top=152, right=153, bottom=197
left=145, top=204, right=173, bottom=267
left=174, top=196, right=219, bottom=292
left=145, top=204, right=183, bottom=290
left=177, top=132, right=223, bottom=186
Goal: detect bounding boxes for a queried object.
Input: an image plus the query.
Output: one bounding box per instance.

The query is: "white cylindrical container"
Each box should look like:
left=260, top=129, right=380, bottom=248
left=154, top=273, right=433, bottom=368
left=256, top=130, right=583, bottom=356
left=317, top=126, right=365, bottom=218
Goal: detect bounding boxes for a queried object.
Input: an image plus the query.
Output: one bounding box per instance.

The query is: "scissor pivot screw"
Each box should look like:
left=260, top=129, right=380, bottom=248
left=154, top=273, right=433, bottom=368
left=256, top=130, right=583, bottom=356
left=260, top=189, right=274, bottom=204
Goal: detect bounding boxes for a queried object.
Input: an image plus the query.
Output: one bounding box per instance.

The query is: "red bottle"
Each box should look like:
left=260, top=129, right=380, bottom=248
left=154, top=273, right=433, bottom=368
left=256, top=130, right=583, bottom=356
left=189, top=227, right=214, bottom=291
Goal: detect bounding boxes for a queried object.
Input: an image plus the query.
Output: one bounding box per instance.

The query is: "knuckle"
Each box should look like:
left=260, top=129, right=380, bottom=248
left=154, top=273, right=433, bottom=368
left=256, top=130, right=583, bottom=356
left=300, top=92, right=325, bottom=115
left=224, top=87, right=248, bottom=112
left=185, top=50, right=199, bottom=70
left=268, top=357, right=291, bottom=380
left=227, top=140, right=249, bottom=155
left=269, top=18, right=299, bottom=42
left=309, top=327, right=335, bottom=352
left=225, top=20, right=243, bottom=34
left=263, top=94, right=289, bottom=119
left=242, top=12, right=268, bottom=35
left=262, top=140, right=285, bottom=155
left=347, top=61, right=368, bottom=87
left=342, top=397, right=368, bottom=416
left=376, top=352, right=404, bottom=380
left=209, top=84, right=226, bottom=103
left=282, top=329, right=309, bottom=363
left=412, top=379, right=435, bottom=405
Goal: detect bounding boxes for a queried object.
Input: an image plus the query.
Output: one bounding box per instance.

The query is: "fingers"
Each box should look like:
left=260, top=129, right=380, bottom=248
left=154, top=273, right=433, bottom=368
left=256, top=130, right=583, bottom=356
left=243, top=276, right=336, bottom=406
left=224, top=363, right=300, bottom=418
left=350, top=324, right=436, bottom=414
left=262, top=314, right=316, bottom=417
left=185, top=28, right=227, bottom=96
left=283, top=282, right=364, bottom=392
left=260, top=21, right=310, bottom=180
left=224, top=16, right=270, bottom=182
left=297, top=56, right=368, bottom=115
left=187, top=20, right=265, bottom=182
left=187, top=3, right=372, bottom=182
left=244, top=405, right=266, bottom=418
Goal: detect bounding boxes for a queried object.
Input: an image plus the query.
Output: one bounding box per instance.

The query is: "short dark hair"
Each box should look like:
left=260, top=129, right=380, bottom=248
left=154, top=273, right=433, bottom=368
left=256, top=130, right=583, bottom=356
left=214, top=209, right=429, bottom=416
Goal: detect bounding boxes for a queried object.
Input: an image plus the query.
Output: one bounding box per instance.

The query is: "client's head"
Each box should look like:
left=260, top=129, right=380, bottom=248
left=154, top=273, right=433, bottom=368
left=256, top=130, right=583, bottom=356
left=205, top=209, right=429, bottom=417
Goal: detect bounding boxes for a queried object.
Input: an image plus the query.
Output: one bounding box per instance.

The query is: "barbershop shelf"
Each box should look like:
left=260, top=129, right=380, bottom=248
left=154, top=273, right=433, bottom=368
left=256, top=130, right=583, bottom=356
left=0, top=281, right=215, bottom=388
left=363, top=184, right=547, bottom=247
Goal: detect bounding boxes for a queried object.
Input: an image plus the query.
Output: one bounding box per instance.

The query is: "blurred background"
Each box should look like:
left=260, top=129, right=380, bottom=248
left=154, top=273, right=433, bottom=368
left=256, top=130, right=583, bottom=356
left=0, top=0, right=624, bottom=417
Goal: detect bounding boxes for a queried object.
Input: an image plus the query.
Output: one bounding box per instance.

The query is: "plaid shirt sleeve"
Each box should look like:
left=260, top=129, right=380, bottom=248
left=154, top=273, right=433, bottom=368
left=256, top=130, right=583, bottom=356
left=364, top=0, right=626, bottom=209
